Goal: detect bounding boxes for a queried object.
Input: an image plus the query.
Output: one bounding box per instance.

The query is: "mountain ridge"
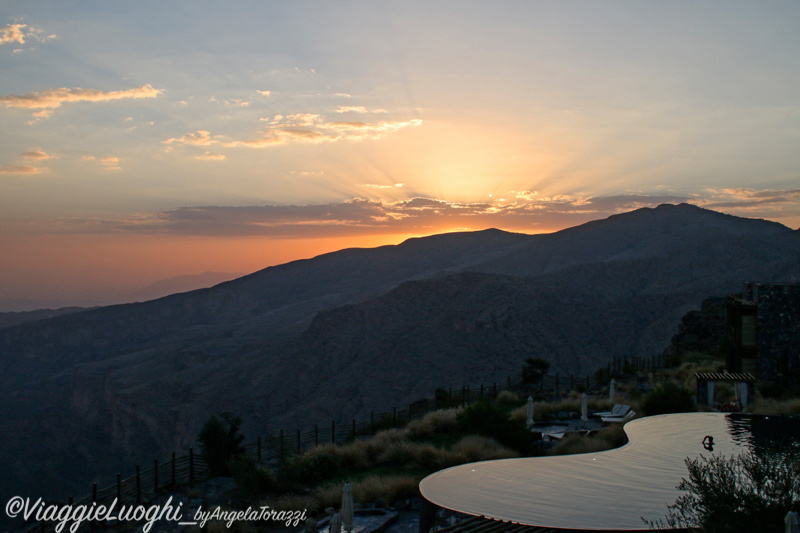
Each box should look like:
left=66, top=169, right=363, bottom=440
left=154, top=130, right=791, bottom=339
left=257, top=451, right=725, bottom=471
left=0, top=203, right=798, bottom=516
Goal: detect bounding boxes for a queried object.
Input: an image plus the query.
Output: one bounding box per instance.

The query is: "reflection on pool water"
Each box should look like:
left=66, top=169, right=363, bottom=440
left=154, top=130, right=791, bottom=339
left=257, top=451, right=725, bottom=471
left=419, top=413, right=800, bottom=531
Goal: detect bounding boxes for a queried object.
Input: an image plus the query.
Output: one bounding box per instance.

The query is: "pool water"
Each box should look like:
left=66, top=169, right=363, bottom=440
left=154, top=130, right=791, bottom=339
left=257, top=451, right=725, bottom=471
left=419, top=412, right=800, bottom=531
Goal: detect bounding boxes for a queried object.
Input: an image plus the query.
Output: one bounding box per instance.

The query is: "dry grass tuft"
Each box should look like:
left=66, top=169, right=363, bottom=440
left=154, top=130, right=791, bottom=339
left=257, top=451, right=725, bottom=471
left=549, top=424, right=628, bottom=456
left=495, top=390, right=520, bottom=405
left=406, top=408, right=461, bottom=439
left=451, top=435, right=518, bottom=462
left=314, top=475, right=420, bottom=508
left=749, top=397, right=800, bottom=416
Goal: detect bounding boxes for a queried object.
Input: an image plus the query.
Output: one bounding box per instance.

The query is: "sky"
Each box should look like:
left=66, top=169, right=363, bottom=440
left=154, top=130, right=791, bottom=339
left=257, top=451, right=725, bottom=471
left=1, top=1, right=799, bottom=310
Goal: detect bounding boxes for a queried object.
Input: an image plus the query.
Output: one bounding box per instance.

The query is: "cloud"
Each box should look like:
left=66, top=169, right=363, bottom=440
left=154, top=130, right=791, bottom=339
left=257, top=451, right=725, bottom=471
left=82, top=155, right=121, bottom=170
left=336, top=105, right=387, bottom=114
left=257, top=90, right=271, bottom=97
left=56, top=193, right=710, bottom=238
left=0, top=164, right=41, bottom=175
left=20, top=149, right=53, bottom=161
left=0, top=84, right=162, bottom=120
left=166, top=115, right=423, bottom=152
left=0, top=23, right=27, bottom=45
left=1, top=23, right=53, bottom=47
left=163, top=130, right=215, bottom=147
left=195, top=151, right=226, bottom=161
left=365, top=183, right=404, bottom=189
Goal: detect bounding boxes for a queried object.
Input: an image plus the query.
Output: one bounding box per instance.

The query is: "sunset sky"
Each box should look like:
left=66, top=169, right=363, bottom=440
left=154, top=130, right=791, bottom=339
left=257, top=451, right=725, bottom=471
left=1, top=2, right=799, bottom=310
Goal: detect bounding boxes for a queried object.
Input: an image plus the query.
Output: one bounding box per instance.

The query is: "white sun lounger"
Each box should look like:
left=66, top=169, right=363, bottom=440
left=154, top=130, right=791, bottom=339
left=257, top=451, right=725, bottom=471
left=602, top=410, right=635, bottom=424
left=594, top=404, right=629, bottom=418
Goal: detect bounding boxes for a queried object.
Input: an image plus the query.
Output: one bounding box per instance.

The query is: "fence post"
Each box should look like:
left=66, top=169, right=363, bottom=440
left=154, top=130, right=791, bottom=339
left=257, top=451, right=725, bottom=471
left=154, top=459, right=159, bottom=493
left=172, top=452, right=176, bottom=487
left=136, top=465, right=141, bottom=504
left=189, top=447, right=194, bottom=482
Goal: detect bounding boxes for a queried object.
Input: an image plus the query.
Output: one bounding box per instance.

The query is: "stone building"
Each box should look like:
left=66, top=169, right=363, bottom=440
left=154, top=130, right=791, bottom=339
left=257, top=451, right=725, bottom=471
left=727, top=282, right=800, bottom=386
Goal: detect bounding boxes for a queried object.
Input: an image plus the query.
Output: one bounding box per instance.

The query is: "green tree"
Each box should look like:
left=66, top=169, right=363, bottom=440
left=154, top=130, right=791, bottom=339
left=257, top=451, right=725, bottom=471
left=522, top=357, right=550, bottom=386
left=641, top=382, right=695, bottom=416
left=198, top=413, right=246, bottom=476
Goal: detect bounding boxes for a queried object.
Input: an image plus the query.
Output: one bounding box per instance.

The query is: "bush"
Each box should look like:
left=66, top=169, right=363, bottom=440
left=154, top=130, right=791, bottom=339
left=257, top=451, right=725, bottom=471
left=280, top=446, right=343, bottom=484
left=647, top=450, right=800, bottom=532
left=641, top=382, right=695, bottom=416
left=228, top=456, right=276, bottom=494
left=495, top=390, right=520, bottom=405
left=197, top=413, right=246, bottom=476
left=549, top=425, right=627, bottom=456
left=457, top=401, right=536, bottom=455
left=522, top=357, right=550, bottom=385
left=406, top=408, right=461, bottom=440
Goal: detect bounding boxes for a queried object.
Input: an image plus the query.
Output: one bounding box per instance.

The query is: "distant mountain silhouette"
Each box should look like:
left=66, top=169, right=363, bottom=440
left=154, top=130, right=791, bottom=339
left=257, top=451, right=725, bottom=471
left=121, top=271, right=245, bottom=303
left=0, top=203, right=798, bottom=519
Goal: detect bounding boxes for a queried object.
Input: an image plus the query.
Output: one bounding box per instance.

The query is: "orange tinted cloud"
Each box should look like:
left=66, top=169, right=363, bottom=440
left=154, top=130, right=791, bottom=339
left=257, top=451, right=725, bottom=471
left=48, top=194, right=692, bottom=238
left=0, top=84, right=162, bottom=118
left=20, top=149, right=53, bottom=160
left=167, top=115, right=422, bottom=151
left=0, top=23, right=27, bottom=45
left=0, top=164, right=41, bottom=175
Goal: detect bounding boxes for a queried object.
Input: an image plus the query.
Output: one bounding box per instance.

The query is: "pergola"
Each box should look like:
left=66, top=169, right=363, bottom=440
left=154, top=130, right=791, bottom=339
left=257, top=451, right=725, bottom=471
left=695, top=372, right=756, bottom=409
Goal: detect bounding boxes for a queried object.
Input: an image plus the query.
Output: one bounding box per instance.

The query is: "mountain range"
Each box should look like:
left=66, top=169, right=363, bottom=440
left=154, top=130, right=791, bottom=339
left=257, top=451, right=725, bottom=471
left=1, top=203, right=798, bottom=514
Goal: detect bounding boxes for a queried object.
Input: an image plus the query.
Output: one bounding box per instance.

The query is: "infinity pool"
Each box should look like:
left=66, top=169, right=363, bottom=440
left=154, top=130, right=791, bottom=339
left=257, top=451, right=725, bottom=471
left=419, top=412, right=799, bottom=531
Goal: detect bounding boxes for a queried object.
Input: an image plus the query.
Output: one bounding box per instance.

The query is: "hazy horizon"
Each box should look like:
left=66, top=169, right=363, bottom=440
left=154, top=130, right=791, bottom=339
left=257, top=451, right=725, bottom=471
left=2, top=2, right=799, bottom=309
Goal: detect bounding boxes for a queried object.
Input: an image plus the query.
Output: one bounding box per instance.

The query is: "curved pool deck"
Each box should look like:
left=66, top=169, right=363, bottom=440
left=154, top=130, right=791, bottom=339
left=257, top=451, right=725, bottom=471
left=419, top=412, right=777, bottom=531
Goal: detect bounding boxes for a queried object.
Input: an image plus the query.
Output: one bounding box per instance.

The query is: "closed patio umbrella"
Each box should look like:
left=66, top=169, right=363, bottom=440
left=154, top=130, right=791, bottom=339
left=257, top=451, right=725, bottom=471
left=581, top=393, right=588, bottom=426
left=341, top=482, right=354, bottom=532
left=609, top=379, right=615, bottom=404
left=526, top=396, right=534, bottom=427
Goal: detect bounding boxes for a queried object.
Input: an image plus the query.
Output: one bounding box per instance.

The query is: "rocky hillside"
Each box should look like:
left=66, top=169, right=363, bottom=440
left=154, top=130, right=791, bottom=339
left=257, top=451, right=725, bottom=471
left=0, top=203, right=798, bottom=518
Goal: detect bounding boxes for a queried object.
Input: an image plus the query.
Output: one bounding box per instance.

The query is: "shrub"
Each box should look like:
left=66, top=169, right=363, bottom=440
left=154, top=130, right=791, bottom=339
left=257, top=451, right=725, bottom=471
left=641, top=382, right=695, bottom=416
left=457, top=400, right=535, bottom=455
left=406, top=408, right=461, bottom=440
left=749, top=397, right=800, bottom=416
left=228, top=456, right=276, bottom=494
left=314, top=475, right=419, bottom=508
left=450, top=435, right=518, bottom=462
left=495, top=390, right=520, bottom=405
left=197, top=413, right=245, bottom=476
left=549, top=425, right=627, bottom=456
left=522, top=357, right=550, bottom=385
left=280, top=448, right=342, bottom=485
left=647, top=450, right=800, bottom=532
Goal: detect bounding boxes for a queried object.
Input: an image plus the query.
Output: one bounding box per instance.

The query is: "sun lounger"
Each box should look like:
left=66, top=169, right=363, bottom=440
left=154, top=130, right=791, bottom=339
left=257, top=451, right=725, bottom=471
left=593, top=404, right=624, bottom=417
left=602, top=410, right=635, bottom=424
left=595, top=404, right=630, bottom=419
